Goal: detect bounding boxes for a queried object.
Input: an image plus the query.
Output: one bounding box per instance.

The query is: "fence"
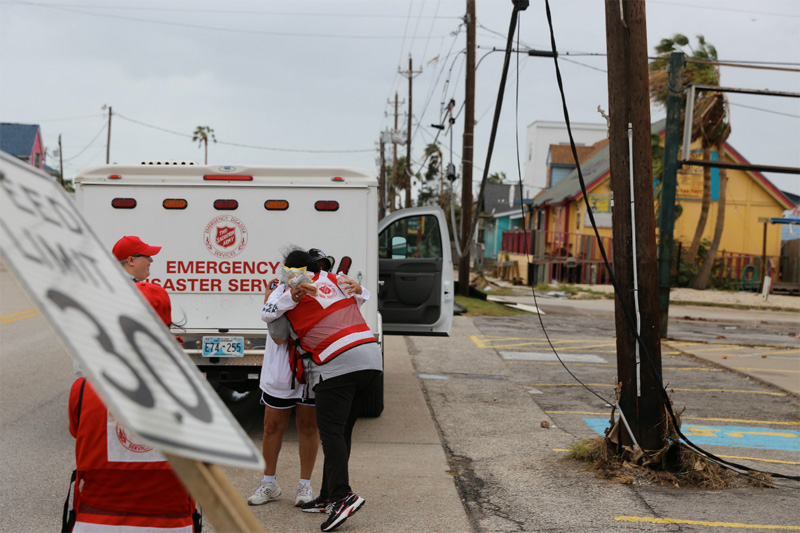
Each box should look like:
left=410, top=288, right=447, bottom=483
left=500, top=229, right=615, bottom=285
left=500, top=229, right=782, bottom=289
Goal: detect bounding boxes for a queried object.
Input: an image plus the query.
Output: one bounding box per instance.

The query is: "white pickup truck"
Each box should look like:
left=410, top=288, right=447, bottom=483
left=74, top=163, right=453, bottom=416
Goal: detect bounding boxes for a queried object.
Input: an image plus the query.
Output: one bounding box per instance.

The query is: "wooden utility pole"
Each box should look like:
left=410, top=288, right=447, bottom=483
left=379, top=131, right=387, bottom=220
left=387, top=92, right=405, bottom=214
left=106, top=106, right=112, bottom=164
left=657, top=52, right=684, bottom=337
left=604, top=0, right=666, bottom=453
left=399, top=58, right=422, bottom=208
left=459, top=0, right=476, bottom=296
left=58, top=134, right=64, bottom=187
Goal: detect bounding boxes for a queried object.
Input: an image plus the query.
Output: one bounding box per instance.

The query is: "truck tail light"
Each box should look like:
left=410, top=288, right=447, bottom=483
left=214, top=199, right=238, bottom=210
left=203, top=175, right=253, bottom=181
left=315, top=201, right=339, bottom=211
left=331, top=176, right=344, bottom=182
left=111, top=198, right=136, bottom=209
left=265, top=200, right=289, bottom=211
left=163, top=199, right=188, bottom=209
left=109, top=174, right=121, bottom=179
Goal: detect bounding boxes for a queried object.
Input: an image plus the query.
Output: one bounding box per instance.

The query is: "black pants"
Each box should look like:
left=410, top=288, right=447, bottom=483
left=314, top=369, right=381, bottom=501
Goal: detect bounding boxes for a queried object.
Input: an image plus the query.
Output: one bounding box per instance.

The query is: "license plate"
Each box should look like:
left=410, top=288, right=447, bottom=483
left=202, top=336, right=244, bottom=357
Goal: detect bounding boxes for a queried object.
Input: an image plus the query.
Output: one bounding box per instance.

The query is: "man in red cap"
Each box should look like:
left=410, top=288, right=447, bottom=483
left=112, top=236, right=161, bottom=282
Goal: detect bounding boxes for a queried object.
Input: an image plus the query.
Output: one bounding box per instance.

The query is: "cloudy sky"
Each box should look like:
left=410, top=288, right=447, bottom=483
left=2, top=0, right=799, bottom=198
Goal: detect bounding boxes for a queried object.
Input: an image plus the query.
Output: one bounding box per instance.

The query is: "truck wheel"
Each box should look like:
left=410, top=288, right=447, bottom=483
left=359, top=371, right=384, bottom=418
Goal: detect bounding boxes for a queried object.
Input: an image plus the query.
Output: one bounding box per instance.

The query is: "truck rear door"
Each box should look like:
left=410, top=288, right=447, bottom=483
left=378, top=206, right=453, bottom=335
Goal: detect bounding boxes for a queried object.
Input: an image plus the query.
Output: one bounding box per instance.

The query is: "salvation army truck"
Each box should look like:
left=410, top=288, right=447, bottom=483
left=74, top=162, right=453, bottom=416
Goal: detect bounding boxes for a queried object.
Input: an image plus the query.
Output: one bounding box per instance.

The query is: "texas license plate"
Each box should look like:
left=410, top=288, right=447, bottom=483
left=202, top=336, right=244, bottom=357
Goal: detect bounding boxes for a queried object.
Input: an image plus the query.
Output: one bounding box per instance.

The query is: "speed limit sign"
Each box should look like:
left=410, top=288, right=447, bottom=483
left=0, top=152, right=263, bottom=471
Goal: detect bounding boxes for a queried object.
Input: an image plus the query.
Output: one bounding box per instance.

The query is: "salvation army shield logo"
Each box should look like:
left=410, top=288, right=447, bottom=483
left=204, top=215, right=248, bottom=258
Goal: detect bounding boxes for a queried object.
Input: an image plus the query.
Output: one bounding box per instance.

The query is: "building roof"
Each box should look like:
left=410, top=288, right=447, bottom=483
left=0, top=123, right=40, bottom=159
left=533, top=119, right=663, bottom=208
left=549, top=140, right=608, bottom=166
left=533, top=118, right=793, bottom=211
left=482, top=182, right=517, bottom=213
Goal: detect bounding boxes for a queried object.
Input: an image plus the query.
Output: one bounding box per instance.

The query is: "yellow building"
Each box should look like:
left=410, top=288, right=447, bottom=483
left=517, top=120, right=794, bottom=286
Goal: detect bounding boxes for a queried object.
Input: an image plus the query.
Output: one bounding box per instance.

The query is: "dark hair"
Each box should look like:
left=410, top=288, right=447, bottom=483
left=283, top=249, right=320, bottom=272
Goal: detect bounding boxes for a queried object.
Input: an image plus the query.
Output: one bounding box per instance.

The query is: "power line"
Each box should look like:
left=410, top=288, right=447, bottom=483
left=729, top=102, right=800, bottom=119
left=9, top=1, right=450, bottom=39
left=2, top=2, right=460, bottom=19
left=115, top=113, right=373, bottom=153
left=649, top=0, right=800, bottom=18
left=62, top=122, right=107, bottom=162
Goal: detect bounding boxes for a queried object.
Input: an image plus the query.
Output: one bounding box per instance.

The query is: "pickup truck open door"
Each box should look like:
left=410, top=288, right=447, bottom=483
left=378, top=206, right=453, bottom=336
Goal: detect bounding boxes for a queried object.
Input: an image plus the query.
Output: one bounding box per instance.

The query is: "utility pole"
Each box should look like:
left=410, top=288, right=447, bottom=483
left=387, top=92, right=405, bottom=214
left=459, top=0, right=476, bottom=296
left=379, top=130, right=389, bottom=220
left=399, top=57, right=422, bottom=208
left=658, top=52, right=684, bottom=338
left=58, top=134, right=64, bottom=187
left=106, top=105, right=112, bottom=164
left=604, top=0, right=665, bottom=453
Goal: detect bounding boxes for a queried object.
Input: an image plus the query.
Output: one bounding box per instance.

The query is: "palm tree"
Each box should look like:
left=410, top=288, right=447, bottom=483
left=649, top=34, right=731, bottom=288
left=192, top=126, right=216, bottom=164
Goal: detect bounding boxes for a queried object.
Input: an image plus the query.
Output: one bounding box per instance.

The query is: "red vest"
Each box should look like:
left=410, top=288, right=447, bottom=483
left=69, top=379, right=196, bottom=531
left=286, top=272, right=376, bottom=364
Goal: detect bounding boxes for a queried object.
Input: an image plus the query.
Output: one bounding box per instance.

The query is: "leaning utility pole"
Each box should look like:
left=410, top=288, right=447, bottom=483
left=459, top=0, right=476, bottom=297
left=604, top=0, right=665, bottom=453
left=58, top=134, right=64, bottom=187
left=399, top=57, right=422, bottom=208
left=657, top=52, right=684, bottom=338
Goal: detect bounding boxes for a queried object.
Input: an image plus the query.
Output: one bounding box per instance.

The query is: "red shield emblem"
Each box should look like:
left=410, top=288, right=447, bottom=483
left=216, top=226, right=236, bottom=248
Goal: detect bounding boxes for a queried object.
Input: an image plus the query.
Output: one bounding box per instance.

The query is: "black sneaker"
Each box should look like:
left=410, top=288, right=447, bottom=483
left=320, top=492, right=365, bottom=532
left=301, top=496, right=331, bottom=514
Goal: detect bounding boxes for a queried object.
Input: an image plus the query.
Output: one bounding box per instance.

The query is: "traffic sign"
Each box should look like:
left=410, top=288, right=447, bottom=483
left=0, top=152, right=264, bottom=471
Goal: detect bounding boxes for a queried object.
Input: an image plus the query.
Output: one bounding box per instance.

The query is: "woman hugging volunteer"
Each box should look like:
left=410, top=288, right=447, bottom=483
left=260, top=247, right=382, bottom=533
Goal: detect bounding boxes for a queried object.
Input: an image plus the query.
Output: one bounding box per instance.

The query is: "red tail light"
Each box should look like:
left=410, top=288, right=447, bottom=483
left=111, top=198, right=136, bottom=209
left=315, top=201, right=339, bottom=211
left=214, top=199, right=238, bottom=210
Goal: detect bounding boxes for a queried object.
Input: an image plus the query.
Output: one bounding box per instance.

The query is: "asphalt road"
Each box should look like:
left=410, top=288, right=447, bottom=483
left=2, top=261, right=799, bottom=532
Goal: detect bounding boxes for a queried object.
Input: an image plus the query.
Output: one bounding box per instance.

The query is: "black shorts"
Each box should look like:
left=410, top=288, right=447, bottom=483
left=260, top=391, right=315, bottom=409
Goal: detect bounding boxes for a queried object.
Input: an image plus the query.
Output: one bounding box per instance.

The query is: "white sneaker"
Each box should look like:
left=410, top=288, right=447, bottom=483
left=247, top=481, right=281, bottom=505
left=295, top=482, right=313, bottom=506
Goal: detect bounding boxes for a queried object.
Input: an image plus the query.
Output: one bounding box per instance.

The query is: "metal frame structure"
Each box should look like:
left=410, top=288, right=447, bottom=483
left=681, top=83, right=800, bottom=175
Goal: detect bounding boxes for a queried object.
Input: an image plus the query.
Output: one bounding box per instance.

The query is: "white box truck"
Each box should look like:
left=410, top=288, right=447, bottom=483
left=74, top=163, right=453, bottom=416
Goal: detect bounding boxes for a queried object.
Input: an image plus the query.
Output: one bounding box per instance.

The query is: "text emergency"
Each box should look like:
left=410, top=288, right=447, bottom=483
left=149, top=260, right=282, bottom=293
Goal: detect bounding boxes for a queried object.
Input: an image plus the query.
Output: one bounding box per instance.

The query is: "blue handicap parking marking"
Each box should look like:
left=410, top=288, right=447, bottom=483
left=583, top=418, right=800, bottom=452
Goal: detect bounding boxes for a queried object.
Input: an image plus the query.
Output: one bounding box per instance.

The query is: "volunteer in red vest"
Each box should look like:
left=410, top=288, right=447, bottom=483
left=67, top=282, right=197, bottom=532
left=112, top=235, right=161, bottom=282
left=261, top=249, right=382, bottom=532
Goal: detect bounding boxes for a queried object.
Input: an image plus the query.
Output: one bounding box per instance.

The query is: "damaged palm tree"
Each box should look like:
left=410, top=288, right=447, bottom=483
left=649, top=34, right=731, bottom=287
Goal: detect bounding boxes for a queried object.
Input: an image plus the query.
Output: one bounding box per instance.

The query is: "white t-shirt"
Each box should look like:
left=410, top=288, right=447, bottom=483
left=259, top=283, right=312, bottom=399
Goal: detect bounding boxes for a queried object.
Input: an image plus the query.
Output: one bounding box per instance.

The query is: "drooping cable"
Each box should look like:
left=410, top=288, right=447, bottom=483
left=541, top=0, right=798, bottom=483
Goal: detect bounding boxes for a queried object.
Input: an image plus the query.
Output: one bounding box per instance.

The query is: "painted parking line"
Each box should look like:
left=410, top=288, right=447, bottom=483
left=584, top=418, right=800, bottom=452
left=615, top=516, right=800, bottom=530
left=0, top=308, right=38, bottom=325
left=506, top=360, right=724, bottom=372
left=524, top=382, right=786, bottom=397
left=546, top=410, right=800, bottom=426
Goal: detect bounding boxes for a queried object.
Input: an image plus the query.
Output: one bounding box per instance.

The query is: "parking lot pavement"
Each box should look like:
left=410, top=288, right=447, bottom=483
left=409, top=314, right=800, bottom=531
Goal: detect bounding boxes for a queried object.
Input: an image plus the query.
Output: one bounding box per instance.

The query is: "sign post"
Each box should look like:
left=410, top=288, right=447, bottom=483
left=0, top=153, right=264, bottom=532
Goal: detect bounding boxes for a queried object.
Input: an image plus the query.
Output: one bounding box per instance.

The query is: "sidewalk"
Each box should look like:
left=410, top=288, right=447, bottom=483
left=212, top=334, right=471, bottom=532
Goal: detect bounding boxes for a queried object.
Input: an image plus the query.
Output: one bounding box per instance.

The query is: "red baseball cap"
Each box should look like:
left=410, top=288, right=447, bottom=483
left=136, top=282, right=172, bottom=327
left=112, top=236, right=161, bottom=261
